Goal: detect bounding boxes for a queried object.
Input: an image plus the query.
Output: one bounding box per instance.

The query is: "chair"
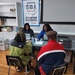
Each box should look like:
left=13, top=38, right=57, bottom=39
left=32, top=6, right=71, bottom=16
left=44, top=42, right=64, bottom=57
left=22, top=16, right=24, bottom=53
left=49, top=63, right=67, bottom=75
left=6, top=55, right=30, bottom=75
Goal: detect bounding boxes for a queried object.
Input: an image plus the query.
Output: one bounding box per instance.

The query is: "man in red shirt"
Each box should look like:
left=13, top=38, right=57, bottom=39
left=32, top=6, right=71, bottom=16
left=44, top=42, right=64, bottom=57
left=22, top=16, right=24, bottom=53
left=34, top=31, right=66, bottom=75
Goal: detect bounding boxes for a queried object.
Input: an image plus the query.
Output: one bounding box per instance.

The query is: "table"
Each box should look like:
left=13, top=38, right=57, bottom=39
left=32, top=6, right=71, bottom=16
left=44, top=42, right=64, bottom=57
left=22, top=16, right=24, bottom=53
left=6, top=39, right=75, bottom=50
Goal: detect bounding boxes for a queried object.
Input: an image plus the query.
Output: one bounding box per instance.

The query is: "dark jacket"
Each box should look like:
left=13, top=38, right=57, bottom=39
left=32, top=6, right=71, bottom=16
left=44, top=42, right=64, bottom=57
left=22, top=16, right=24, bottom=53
left=37, top=40, right=66, bottom=75
left=9, top=40, right=32, bottom=65
left=23, top=29, right=34, bottom=37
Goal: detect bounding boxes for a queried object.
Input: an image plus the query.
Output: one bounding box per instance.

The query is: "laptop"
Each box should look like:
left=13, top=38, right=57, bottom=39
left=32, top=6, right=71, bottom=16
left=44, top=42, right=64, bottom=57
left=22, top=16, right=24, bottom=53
left=25, top=33, right=31, bottom=40
left=43, top=34, right=48, bottom=41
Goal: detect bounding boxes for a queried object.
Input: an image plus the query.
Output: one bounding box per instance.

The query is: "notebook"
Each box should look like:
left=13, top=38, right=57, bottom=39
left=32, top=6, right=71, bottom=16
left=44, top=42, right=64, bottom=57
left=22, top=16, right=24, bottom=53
left=43, top=34, right=48, bottom=41
left=25, top=33, right=31, bottom=40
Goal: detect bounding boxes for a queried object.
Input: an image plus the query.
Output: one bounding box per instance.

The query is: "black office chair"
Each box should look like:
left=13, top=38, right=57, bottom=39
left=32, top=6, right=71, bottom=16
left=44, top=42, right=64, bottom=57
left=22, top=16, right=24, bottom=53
left=6, top=55, right=30, bottom=75
left=49, top=63, right=67, bottom=75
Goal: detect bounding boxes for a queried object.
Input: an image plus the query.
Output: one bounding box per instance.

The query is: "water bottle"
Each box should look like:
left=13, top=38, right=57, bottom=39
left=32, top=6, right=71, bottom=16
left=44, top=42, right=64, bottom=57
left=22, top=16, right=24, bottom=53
left=31, top=37, right=35, bottom=43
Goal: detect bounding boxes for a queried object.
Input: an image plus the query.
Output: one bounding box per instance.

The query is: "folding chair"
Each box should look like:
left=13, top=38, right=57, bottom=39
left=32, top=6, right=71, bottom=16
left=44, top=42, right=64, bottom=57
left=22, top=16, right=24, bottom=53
left=49, top=63, right=67, bottom=75
left=6, top=55, right=30, bottom=75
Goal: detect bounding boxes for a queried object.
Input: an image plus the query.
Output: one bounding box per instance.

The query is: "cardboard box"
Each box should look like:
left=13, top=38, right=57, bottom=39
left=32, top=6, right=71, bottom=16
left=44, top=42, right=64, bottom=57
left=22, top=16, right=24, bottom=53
left=0, top=18, right=4, bottom=25
left=0, top=39, right=9, bottom=51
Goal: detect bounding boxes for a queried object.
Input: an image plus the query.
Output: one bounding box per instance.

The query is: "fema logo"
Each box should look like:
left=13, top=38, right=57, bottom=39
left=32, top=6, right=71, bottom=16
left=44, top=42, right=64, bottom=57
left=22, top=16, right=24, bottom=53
left=26, top=2, right=36, bottom=12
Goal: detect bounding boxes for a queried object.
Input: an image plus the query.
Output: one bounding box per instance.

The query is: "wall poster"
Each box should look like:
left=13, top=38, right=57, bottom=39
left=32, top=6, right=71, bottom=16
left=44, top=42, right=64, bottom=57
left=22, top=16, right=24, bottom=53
left=22, top=0, right=40, bottom=26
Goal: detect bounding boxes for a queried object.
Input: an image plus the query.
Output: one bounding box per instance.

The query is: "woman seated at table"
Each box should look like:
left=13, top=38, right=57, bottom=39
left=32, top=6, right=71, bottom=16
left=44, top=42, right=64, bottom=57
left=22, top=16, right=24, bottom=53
left=9, top=31, right=32, bottom=73
left=37, top=23, right=53, bottom=40
left=22, top=23, right=34, bottom=37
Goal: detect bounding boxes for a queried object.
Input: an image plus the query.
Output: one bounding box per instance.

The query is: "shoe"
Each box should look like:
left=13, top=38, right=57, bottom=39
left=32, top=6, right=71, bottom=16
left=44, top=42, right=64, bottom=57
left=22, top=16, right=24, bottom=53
left=26, top=65, right=31, bottom=73
left=27, top=70, right=30, bottom=73
left=17, top=66, right=24, bottom=72
left=27, top=68, right=30, bottom=73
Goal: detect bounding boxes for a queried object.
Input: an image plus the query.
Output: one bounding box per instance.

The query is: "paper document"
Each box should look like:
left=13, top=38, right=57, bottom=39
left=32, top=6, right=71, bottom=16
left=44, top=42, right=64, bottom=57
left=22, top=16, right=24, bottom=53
left=25, top=33, right=31, bottom=40
left=35, top=41, right=43, bottom=45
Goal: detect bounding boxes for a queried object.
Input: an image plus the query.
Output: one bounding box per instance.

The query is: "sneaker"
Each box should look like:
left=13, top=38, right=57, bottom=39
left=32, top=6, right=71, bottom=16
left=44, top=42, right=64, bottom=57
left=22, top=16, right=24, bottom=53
left=17, top=66, right=24, bottom=72
left=26, top=65, right=31, bottom=73
left=27, top=70, right=30, bottom=73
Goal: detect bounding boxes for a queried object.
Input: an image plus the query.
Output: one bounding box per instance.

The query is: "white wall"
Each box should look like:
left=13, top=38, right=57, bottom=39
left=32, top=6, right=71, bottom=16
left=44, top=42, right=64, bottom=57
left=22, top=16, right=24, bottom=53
left=0, top=0, right=21, bottom=2
left=31, top=24, right=75, bottom=36
left=0, top=0, right=75, bottom=36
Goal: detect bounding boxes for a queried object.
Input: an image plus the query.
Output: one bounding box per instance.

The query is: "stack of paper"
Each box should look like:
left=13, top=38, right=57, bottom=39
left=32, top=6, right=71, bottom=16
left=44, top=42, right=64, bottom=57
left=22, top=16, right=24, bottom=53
left=35, top=41, right=43, bottom=45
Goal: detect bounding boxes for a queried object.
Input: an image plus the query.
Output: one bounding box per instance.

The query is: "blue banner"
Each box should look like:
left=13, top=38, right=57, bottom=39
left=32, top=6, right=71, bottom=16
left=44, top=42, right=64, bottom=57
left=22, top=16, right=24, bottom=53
left=22, top=0, right=40, bottom=26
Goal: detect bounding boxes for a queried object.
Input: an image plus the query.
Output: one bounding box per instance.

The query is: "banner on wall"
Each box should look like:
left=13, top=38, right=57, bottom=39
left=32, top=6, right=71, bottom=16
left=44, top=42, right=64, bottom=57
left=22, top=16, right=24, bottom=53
left=22, top=0, right=40, bottom=26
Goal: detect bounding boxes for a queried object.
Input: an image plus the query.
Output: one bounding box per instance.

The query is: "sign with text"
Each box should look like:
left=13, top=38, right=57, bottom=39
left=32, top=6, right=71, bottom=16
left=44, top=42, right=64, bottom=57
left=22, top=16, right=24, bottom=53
left=22, top=0, right=40, bottom=26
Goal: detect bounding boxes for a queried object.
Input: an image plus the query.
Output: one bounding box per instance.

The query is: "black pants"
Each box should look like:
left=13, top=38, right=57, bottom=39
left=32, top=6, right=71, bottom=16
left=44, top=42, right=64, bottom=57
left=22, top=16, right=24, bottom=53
left=32, top=46, right=41, bottom=57
left=34, top=61, right=41, bottom=75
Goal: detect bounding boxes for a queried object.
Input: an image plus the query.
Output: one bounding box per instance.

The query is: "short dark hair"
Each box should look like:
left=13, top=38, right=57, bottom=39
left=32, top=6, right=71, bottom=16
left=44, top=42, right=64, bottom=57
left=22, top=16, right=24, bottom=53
left=46, top=31, right=57, bottom=40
